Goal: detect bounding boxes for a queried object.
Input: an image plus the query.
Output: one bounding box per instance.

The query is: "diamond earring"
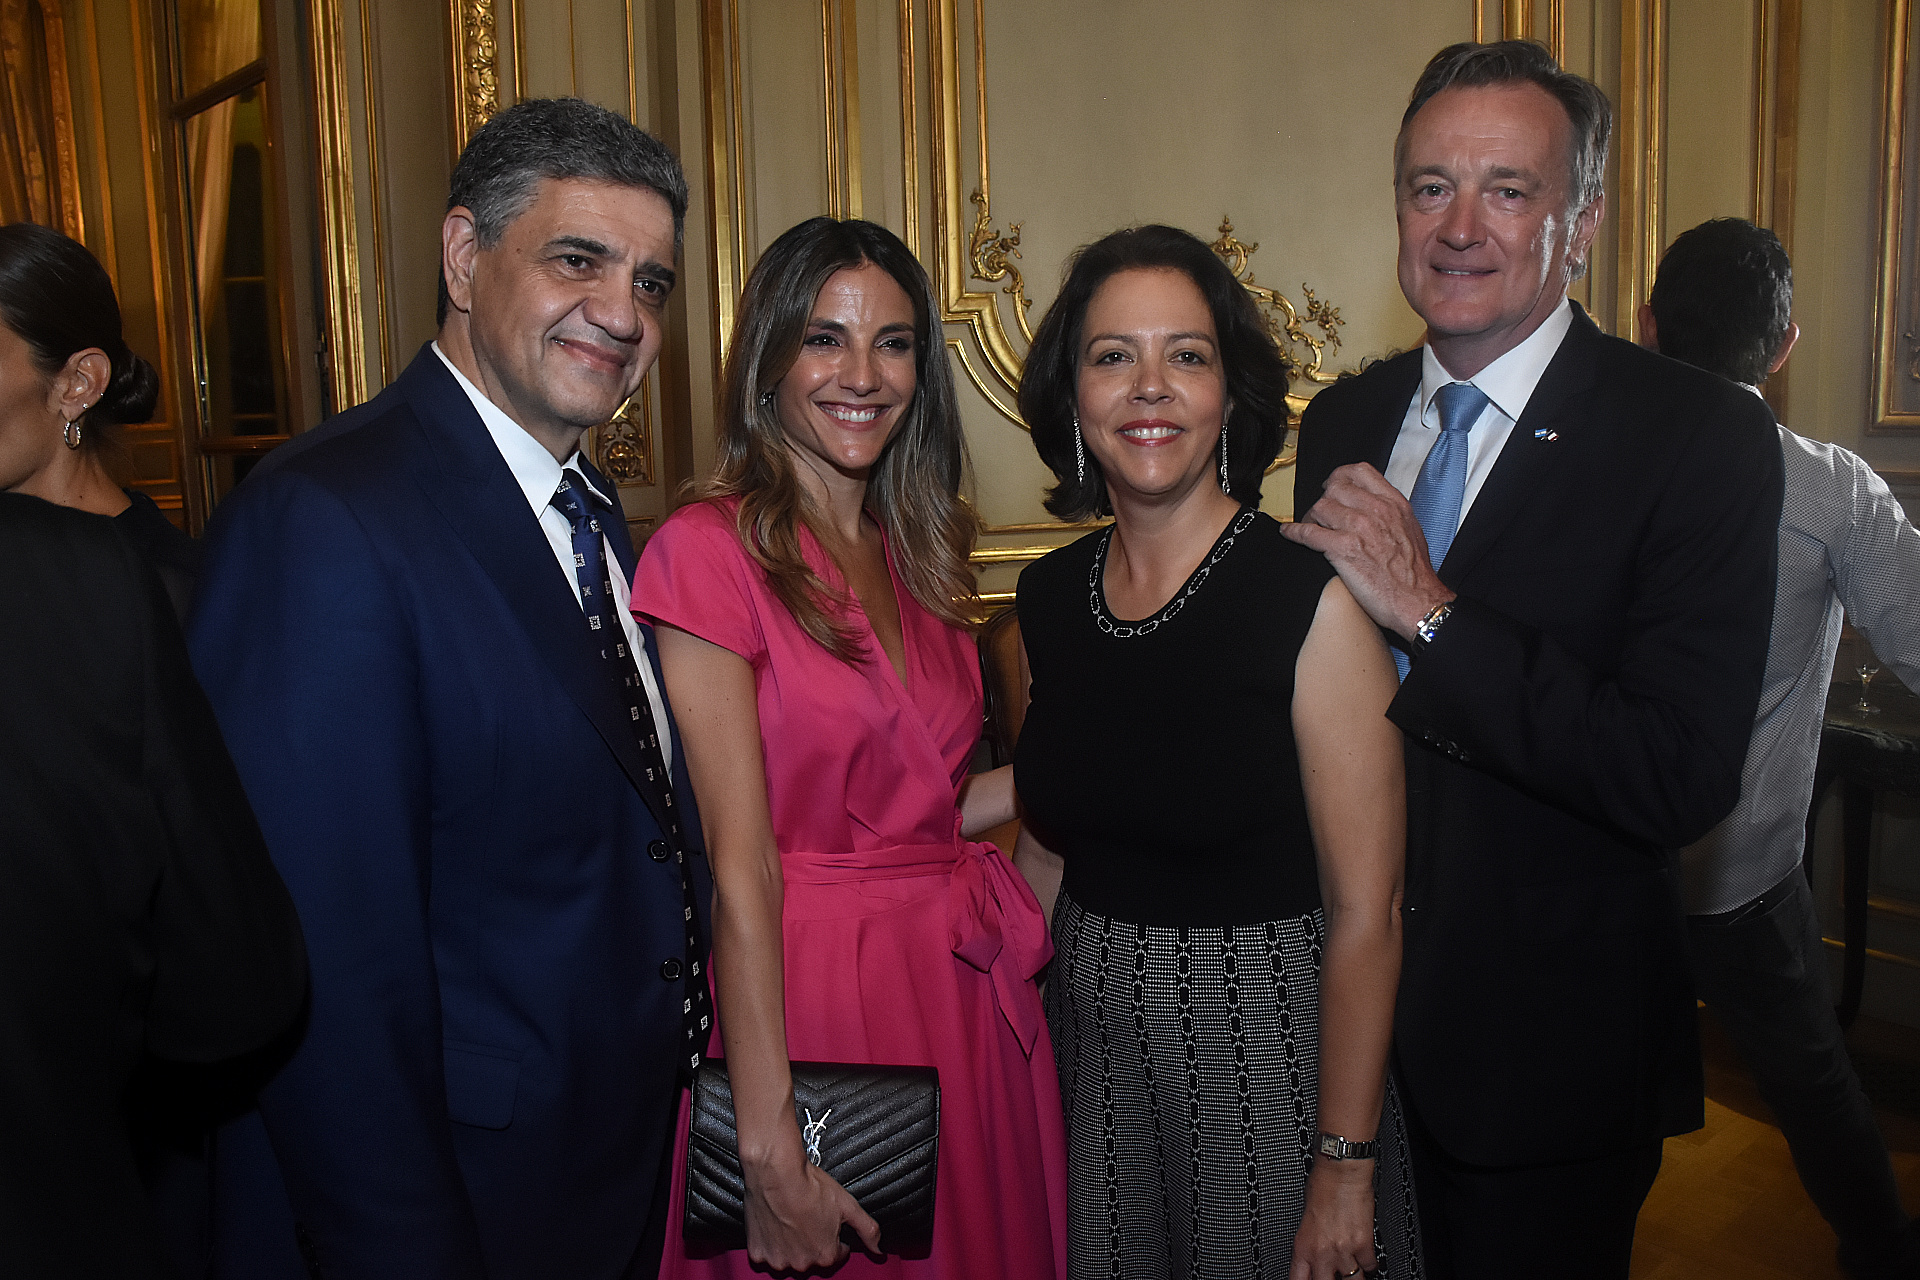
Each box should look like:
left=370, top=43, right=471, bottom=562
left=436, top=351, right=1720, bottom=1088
left=1072, top=412, right=1086, bottom=483
left=1218, top=423, right=1230, bottom=494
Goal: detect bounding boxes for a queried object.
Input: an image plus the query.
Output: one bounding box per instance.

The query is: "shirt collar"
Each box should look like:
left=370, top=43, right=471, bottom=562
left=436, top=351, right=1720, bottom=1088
left=1417, top=298, right=1574, bottom=427
left=431, top=342, right=605, bottom=514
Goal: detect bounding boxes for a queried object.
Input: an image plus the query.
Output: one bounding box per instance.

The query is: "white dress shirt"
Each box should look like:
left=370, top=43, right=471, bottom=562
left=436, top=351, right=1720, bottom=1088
left=1383, top=299, right=1576, bottom=522
left=1681, top=403, right=1920, bottom=913
left=432, top=343, right=673, bottom=770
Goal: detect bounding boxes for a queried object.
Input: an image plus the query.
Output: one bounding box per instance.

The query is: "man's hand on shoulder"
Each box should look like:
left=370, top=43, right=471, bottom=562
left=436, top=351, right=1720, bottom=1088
left=1280, top=462, right=1456, bottom=643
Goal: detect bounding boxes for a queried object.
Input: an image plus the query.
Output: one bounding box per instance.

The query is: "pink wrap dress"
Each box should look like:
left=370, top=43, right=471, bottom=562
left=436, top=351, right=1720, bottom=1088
left=630, top=499, right=1068, bottom=1279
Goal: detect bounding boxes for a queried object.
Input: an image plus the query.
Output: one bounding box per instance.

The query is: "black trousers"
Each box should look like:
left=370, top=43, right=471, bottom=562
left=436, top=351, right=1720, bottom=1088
left=1688, top=869, right=1911, bottom=1275
left=1402, top=1092, right=1662, bottom=1280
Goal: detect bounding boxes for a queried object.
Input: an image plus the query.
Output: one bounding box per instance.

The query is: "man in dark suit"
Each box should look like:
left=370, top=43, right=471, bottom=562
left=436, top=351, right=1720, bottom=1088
left=190, top=99, right=711, bottom=1279
left=1285, top=42, right=1782, bottom=1279
left=0, top=492, right=306, bottom=1278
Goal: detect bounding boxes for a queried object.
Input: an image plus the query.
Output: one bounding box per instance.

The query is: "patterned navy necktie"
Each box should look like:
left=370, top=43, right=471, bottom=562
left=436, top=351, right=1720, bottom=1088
left=552, top=468, right=710, bottom=1076
left=1397, top=382, right=1491, bottom=680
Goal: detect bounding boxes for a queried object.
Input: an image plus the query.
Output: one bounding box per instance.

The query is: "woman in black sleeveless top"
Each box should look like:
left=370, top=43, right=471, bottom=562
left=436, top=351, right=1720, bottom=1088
left=1012, top=226, right=1421, bottom=1280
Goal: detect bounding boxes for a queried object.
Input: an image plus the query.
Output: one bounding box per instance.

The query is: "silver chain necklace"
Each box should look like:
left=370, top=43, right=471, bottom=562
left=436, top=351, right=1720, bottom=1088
left=1089, top=507, right=1257, bottom=638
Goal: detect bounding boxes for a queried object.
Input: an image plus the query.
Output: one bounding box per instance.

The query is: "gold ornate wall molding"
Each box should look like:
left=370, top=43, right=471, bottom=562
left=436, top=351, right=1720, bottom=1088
left=701, top=0, right=747, bottom=365
left=1615, top=0, right=1668, bottom=338
left=1753, top=0, right=1800, bottom=419
left=597, top=375, right=656, bottom=484
left=896, top=0, right=920, bottom=256
left=822, top=0, right=861, bottom=220
left=308, top=0, right=367, bottom=411
left=1208, top=217, right=1344, bottom=441
left=76, top=0, right=117, bottom=283
left=1874, top=0, right=1920, bottom=431
left=1482, top=0, right=1565, bottom=59
left=927, top=0, right=1028, bottom=418
left=448, top=0, right=500, bottom=153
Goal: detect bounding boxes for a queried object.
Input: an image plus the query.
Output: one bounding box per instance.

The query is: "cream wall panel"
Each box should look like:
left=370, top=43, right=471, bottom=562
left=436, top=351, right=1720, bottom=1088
left=982, top=0, right=1456, bottom=369
left=571, top=0, right=634, bottom=109
left=516, top=0, right=577, bottom=96
left=853, top=0, right=905, bottom=233
left=368, top=0, right=452, bottom=369
left=1664, top=0, right=1759, bottom=249
left=741, top=3, right=831, bottom=252
left=1790, top=0, right=1900, bottom=460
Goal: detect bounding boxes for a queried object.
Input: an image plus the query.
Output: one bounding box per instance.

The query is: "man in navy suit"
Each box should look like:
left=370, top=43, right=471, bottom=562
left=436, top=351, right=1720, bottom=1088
left=1287, top=43, right=1781, bottom=1280
left=190, top=98, right=710, bottom=1279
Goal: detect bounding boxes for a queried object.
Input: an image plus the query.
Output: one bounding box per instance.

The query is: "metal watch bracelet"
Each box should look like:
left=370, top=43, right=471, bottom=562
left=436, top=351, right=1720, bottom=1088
left=1317, top=1132, right=1380, bottom=1161
left=1414, top=600, right=1454, bottom=647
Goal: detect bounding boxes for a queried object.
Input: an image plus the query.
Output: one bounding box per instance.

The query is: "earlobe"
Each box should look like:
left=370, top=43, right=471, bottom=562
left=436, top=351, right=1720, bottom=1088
left=1768, top=321, right=1800, bottom=374
left=53, top=348, right=111, bottom=420
left=443, top=207, right=480, bottom=314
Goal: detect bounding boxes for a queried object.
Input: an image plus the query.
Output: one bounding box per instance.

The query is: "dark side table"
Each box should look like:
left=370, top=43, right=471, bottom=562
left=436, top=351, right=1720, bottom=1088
left=1806, top=676, right=1920, bottom=1027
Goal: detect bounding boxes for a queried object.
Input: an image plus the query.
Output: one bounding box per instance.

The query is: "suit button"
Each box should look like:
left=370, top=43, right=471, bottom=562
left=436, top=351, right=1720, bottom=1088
left=648, top=839, right=671, bottom=862
left=661, top=958, right=683, bottom=981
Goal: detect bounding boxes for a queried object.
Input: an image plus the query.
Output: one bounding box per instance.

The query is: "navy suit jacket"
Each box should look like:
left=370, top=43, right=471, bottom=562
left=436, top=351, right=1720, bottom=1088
left=1294, top=306, right=1782, bottom=1167
left=190, top=346, right=710, bottom=1278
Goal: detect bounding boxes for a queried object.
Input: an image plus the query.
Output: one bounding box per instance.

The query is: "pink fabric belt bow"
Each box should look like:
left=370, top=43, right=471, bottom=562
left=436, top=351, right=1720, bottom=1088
left=948, top=835, right=1053, bottom=1057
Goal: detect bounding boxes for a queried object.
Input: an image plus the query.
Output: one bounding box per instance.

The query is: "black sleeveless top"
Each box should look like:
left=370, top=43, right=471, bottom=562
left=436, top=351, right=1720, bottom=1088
left=1014, top=509, right=1337, bottom=927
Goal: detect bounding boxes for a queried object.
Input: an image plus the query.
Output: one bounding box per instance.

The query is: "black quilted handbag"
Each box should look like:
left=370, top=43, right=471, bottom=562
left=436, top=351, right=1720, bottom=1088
left=683, top=1059, right=940, bottom=1252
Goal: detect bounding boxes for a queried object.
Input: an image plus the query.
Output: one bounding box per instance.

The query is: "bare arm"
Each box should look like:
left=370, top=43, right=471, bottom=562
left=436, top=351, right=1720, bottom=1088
left=1287, top=578, right=1406, bottom=1280
left=957, top=765, right=1016, bottom=838
left=1001, top=632, right=1065, bottom=924
left=652, top=625, right=880, bottom=1271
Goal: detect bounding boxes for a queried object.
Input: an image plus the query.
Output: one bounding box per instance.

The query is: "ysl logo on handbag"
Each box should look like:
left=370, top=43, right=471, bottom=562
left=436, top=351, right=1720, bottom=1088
left=801, top=1107, right=833, bottom=1166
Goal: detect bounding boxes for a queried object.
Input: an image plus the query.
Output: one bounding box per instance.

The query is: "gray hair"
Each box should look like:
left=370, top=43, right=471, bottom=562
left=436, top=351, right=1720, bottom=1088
left=1396, top=40, right=1612, bottom=216
left=437, top=98, right=690, bottom=324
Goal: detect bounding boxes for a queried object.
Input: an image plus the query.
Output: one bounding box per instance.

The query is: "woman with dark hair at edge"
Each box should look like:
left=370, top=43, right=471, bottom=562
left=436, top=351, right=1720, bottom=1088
left=0, top=222, right=304, bottom=1278
left=0, top=222, right=191, bottom=617
left=631, top=216, right=1066, bottom=1278
left=1011, top=225, right=1420, bottom=1280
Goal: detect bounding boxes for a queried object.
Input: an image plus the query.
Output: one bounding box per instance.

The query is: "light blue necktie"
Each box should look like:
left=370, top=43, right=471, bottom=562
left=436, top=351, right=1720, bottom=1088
left=1396, top=382, right=1490, bottom=679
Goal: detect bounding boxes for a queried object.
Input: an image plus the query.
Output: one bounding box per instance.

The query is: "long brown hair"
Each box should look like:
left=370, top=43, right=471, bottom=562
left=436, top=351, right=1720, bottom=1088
left=706, top=217, right=977, bottom=660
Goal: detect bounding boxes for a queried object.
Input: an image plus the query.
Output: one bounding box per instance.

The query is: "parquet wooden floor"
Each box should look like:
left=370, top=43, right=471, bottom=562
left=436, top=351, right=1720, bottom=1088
left=1629, top=1012, right=1920, bottom=1279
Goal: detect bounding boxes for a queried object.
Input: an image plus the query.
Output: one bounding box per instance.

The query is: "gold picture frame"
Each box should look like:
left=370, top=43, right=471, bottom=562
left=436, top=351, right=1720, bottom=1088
left=1873, top=0, right=1920, bottom=431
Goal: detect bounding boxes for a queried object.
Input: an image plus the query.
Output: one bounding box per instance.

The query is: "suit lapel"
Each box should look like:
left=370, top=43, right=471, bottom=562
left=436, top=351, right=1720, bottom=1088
left=1365, top=353, right=1423, bottom=472
left=394, top=350, right=676, bottom=834
left=1439, top=306, right=1603, bottom=584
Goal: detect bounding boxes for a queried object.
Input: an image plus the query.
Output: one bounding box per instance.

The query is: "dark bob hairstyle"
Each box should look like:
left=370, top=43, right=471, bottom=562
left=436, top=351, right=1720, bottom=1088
left=1017, top=224, right=1290, bottom=522
left=0, top=223, right=159, bottom=452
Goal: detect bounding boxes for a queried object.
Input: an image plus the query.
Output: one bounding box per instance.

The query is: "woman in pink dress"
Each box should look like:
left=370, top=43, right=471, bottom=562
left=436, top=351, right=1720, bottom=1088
left=631, top=217, right=1067, bottom=1278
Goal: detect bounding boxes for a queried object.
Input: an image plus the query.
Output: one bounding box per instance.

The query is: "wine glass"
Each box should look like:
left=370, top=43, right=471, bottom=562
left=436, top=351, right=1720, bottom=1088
left=1856, top=659, right=1882, bottom=714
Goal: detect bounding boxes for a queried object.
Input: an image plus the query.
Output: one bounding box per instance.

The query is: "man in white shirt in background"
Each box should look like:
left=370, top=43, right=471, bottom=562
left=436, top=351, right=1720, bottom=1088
left=1644, top=215, right=1920, bottom=1280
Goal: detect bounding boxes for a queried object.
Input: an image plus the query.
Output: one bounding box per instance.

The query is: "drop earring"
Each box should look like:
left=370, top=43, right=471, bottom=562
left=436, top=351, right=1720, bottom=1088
left=1072, top=412, right=1086, bottom=483
left=1217, top=423, right=1230, bottom=494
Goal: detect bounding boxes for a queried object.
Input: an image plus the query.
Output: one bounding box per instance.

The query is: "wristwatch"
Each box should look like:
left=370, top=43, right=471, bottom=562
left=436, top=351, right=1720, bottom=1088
left=1413, top=600, right=1454, bottom=647
left=1318, top=1132, right=1380, bottom=1161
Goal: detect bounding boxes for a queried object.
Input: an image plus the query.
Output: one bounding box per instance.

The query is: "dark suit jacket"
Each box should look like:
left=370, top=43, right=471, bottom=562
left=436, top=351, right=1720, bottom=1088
left=1294, top=306, right=1782, bottom=1167
left=189, top=346, right=711, bottom=1279
left=0, top=493, right=305, bottom=1278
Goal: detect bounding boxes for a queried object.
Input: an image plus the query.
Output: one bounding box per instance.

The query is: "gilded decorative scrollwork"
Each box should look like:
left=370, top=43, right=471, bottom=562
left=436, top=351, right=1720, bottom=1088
left=450, top=0, right=501, bottom=152
left=968, top=189, right=1034, bottom=345
left=596, top=382, right=655, bottom=486
left=1208, top=216, right=1345, bottom=385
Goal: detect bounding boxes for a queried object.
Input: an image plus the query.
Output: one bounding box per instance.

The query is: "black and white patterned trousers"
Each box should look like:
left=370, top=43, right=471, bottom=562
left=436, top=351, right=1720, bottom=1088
left=1045, top=893, right=1423, bottom=1280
